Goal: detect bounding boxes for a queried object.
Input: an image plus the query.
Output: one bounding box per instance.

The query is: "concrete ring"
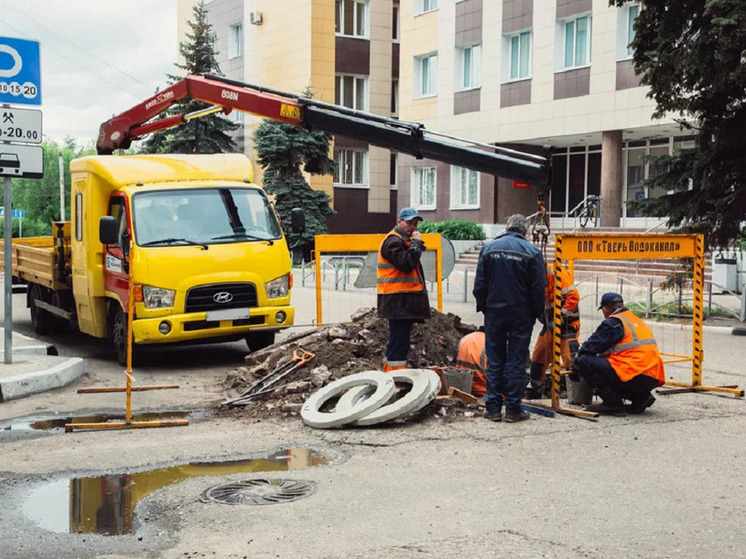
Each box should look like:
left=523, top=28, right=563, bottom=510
left=402, top=368, right=442, bottom=417
left=301, top=371, right=395, bottom=429
left=334, top=371, right=380, bottom=414
left=353, top=369, right=433, bottom=426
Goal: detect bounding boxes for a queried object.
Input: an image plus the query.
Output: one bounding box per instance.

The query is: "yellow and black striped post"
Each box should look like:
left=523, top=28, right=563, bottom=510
left=550, top=236, right=564, bottom=409
left=691, top=234, right=705, bottom=387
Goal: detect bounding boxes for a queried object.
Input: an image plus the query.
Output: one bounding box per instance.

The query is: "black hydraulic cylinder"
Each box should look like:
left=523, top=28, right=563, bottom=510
left=302, top=106, right=549, bottom=187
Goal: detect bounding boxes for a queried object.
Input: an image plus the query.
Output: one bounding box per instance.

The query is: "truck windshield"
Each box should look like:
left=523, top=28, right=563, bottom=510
left=133, top=187, right=283, bottom=247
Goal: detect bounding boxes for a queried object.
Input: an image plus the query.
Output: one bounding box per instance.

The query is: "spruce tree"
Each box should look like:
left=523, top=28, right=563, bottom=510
left=141, top=0, right=237, bottom=154
left=610, top=0, right=746, bottom=248
left=253, top=120, right=335, bottom=256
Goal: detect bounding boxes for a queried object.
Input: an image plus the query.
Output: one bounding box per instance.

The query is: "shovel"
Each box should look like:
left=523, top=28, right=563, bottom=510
left=224, top=348, right=315, bottom=406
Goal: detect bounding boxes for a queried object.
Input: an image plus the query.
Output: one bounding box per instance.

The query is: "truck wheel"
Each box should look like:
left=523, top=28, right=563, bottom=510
left=29, top=284, right=54, bottom=335
left=245, top=331, right=275, bottom=352
left=111, top=307, right=139, bottom=366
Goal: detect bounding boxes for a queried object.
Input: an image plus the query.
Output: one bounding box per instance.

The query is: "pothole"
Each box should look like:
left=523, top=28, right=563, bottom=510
left=201, top=478, right=317, bottom=505
left=0, top=410, right=210, bottom=440
left=22, top=447, right=333, bottom=536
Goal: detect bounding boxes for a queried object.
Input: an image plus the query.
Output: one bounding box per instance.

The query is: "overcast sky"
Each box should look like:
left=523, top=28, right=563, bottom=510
left=0, top=0, right=177, bottom=147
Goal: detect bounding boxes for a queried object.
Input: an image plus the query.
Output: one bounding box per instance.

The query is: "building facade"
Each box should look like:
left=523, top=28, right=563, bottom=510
left=178, top=0, right=687, bottom=234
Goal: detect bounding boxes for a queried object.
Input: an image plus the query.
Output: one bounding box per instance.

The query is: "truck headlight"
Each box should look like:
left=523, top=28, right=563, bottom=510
left=265, top=274, right=289, bottom=299
left=142, top=286, right=176, bottom=309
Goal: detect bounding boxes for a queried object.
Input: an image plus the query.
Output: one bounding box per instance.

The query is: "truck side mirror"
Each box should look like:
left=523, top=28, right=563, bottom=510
left=99, top=216, right=119, bottom=245
left=290, top=208, right=306, bottom=234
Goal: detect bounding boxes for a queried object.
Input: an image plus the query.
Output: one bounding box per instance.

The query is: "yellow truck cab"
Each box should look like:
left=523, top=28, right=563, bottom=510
left=36, top=153, right=297, bottom=364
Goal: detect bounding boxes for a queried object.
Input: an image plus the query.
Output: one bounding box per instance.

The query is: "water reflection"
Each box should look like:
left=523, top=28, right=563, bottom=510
left=23, top=448, right=331, bottom=536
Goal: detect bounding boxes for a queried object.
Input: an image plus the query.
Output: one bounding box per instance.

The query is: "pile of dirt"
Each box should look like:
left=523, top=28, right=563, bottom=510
left=218, top=308, right=480, bottom=421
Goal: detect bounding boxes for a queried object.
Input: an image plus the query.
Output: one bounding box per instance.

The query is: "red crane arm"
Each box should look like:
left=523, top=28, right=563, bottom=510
left=97, top=75, right=303, bottom=154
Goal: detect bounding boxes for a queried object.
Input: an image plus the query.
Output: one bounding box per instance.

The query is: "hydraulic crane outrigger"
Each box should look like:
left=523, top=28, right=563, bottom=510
left=97, top=73, right=550, bottom=187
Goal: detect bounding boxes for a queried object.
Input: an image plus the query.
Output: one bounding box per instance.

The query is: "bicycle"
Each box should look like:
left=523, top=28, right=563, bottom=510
left=578, top=195, right=601, bottom=228
left=529, top=193, right=551, bottom=258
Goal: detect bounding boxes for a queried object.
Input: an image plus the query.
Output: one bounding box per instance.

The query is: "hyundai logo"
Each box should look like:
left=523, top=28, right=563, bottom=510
left=213, top=291, right=234, bottom=304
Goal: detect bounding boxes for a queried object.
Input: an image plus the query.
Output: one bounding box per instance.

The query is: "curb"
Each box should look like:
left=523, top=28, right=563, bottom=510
left=0, top=357, right=85, bottom=402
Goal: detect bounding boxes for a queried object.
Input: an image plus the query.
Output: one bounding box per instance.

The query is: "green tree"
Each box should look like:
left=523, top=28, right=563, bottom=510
left=1, top=139, right=95, bottom=237
left=140, top=0, right=237, bottom=154
left=611, top=0, right=746, bottom=248
left=252, top=120, right=335, bottom=254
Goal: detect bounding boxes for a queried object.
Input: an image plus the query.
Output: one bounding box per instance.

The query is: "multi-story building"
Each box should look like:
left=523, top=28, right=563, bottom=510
left=178, top=0, right=688, bottom=234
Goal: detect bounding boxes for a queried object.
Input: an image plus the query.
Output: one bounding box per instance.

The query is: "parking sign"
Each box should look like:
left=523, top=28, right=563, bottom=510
left=0, top=37, right=41, bottom=105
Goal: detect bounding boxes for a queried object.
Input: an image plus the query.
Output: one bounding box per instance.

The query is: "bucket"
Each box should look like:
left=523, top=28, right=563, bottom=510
left=566, top=374, right=593, bottom=405
left=442, top=367, right=474, bottom=394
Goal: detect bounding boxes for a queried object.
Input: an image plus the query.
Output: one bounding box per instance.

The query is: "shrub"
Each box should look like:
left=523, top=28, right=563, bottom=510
left=419, top=219, right=485, bottom=241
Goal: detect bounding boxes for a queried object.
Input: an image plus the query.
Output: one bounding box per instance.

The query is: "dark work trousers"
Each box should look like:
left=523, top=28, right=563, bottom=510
left=386, top=319, right=415, bottom=363
left=575, top=354, right=658, bottom=401
left=483, top=310, right=535, bottom=415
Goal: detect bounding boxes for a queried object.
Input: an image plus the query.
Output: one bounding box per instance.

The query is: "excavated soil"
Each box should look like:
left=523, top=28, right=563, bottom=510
left=218, top=308, right=481, bottom=422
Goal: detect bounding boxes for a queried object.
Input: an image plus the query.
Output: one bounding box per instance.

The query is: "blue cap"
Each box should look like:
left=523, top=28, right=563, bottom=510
left=398, top=207, right=423, bottom=222
left=598, top=292, right=624, bottom=309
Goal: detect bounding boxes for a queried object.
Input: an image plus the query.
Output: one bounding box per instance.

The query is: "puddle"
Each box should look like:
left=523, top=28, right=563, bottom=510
left=23, top=447, right=332, bottom=536
left=0, top=410, right=204, bottom=439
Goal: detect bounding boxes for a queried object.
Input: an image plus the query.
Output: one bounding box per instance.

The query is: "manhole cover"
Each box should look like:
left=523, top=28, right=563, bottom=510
left=201, top=478, right=317, bottom=505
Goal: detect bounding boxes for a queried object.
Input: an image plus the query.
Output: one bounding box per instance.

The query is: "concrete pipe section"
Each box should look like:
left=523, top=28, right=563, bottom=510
left=301, top=371, right=396, bottom=428
left=301, top=369, right=441, bottom=429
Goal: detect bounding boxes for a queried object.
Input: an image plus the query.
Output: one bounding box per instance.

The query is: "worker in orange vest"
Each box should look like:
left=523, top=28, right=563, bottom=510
left=377, top=207, right=431, bottom=372
left=525, top=263, right=580, bottom=399
left=573, top=292, right=665, bottom=415
left=454, top=329, right=487, bottom=397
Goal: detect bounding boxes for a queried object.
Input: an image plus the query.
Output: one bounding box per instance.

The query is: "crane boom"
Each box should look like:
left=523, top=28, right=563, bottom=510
left=97, top=74, right=550, bottom=186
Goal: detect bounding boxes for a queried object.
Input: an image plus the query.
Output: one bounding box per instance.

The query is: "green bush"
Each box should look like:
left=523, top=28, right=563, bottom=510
left=419, top=219, right=485, bottom=241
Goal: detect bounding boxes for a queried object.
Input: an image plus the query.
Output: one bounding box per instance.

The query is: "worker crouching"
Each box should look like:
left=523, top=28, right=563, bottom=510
left=377, top=207, right=431, bottom=372
left=573, top=292, right=665, bottom=415
left=526, top=263, right=580, bottom=399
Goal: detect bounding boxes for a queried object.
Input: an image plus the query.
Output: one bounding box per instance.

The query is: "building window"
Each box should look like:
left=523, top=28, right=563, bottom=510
left=412, top=167, right=436, bottom=209
left=334, top=148, right=368, bottom=187
left=450, top=167, right=479, bottom=209
left=626, top=4, right=639, bottom=57
left=416, top=0, right=438, bottom=15
left=390, top=152, right=397, bottom=186
left=562, top=14, right=591, bottom=69
left=335, top=0, right=368, bottom=38
left=456, top=44, right=481, bottom=91
left=392, top=2, right=400, bottom=41
left=335, top=74, right=368, bottom=110
left=391, top=79, right=398, bottom=115
left=507, top=31, right=531, bottom=80
left=414, top=53, right=437, bottom=97
left=228, top=23, right=243, bottom=58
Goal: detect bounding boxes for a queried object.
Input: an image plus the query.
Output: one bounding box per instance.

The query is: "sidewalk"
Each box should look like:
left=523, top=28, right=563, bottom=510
left=0, top=328, right=85, bottom=402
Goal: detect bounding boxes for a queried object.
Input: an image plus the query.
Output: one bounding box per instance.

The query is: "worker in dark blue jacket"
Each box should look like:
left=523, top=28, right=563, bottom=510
left=473, top=214, right=546, bottom=423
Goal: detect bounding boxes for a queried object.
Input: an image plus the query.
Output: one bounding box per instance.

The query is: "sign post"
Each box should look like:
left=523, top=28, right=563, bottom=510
left=1, top=35, right=42, bottom=364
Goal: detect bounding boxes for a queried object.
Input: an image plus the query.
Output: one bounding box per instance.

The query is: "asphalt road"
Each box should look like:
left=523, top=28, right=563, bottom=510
left=1, top=287, right=745, bottom=558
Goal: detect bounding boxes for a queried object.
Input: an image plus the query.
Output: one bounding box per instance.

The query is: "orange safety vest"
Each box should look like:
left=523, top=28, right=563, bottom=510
left=377, top=229, right=426, bottom=295
left=455, top=331, right=487, bottom=397
left=605, top=310, right=665, bottom=386
left=545, top=269, right=580, bottom=331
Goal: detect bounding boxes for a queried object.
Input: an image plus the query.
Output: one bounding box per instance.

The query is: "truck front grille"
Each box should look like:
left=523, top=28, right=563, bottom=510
left=185, top=283, right=258, bottom=313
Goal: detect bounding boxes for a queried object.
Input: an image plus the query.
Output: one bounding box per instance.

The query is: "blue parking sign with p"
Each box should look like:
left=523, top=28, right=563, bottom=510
left=0, top=37, right=41, bottom=105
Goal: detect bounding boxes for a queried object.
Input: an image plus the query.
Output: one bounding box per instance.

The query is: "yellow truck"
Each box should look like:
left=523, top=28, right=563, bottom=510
left=1, top=153, right=302, bottom=364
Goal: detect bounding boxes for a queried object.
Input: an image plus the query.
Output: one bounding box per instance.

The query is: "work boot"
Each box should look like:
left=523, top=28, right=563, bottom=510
left=525, top=362, right=545, bottom=399
left=584, top=389, right=626, bottom=416
left=625, top=394, right=656, bottom=414
left=484, top=410, right=502, bottom=422
left=504, top=409, right=531, bottom=423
